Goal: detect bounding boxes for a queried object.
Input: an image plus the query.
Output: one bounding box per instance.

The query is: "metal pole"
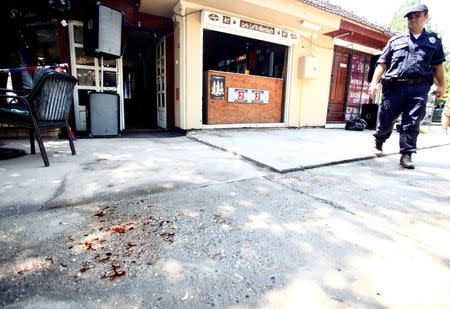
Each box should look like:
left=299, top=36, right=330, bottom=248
left=100, top=56, right=104, bottom=92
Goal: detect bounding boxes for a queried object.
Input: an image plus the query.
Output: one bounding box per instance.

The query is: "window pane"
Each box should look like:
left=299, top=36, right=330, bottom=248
left=77, top=69, right=96, bottom=86
left=103, top=71, right=117, bottom=88
left=103, top=58, right=116, bottom=68
left=75, top=47, right=95, bottom=66
left=74, top=25, right=83, bottom=44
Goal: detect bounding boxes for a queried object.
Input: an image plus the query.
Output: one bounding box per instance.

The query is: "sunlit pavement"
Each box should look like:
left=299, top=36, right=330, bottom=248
left=188, top=126, right=450, bottom=172
left=0, top=129, right=449, bottom=308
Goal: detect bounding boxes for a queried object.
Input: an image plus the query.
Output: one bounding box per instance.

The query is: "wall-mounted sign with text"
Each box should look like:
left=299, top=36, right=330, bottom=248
left=228, top=88, right=269, bottom=104
left=201, top=11, right=299, bottom=46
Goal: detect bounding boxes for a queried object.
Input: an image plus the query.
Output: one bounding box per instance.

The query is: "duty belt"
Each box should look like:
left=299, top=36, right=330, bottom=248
left=394, top=78, right=430, bottom=85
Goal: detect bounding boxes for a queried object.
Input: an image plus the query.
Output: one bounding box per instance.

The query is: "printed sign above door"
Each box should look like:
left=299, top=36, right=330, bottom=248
left=201, top=11, right=299, bottom=46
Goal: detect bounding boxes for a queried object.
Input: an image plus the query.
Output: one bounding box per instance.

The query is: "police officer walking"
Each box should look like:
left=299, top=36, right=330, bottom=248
left=368, top=3, right=446, bottom=169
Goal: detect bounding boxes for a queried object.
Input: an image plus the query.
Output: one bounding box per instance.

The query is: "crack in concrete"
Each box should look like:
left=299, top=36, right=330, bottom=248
left=263, top=176, right=423, bottom=241
left=264, top=176, right=357, bottom=216
left=43, top=174, right=68, bottom=208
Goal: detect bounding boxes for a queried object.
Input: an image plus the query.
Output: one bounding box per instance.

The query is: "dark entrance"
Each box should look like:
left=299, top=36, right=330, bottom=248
left=122, top=27, right=158, bottom=130
left=203, top=30, right=287, bottom=77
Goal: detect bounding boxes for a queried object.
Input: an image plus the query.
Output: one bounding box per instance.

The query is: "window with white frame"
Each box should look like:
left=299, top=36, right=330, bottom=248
left=68, top=21, right=123, bottom=131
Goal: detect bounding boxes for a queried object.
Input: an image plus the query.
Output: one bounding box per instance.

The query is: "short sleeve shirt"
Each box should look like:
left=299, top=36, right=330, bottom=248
left=377, top=30, right=445, bottom=79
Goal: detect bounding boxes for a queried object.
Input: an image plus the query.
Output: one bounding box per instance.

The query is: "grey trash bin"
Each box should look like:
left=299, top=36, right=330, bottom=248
left=89, top=92, right=119, bottom=136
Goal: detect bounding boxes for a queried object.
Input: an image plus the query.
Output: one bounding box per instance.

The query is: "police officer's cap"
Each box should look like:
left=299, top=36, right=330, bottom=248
left=403, top=3, right=428, bottom=18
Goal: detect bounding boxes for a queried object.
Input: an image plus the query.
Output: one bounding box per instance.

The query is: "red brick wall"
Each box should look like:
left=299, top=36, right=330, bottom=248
left=206, top=71, right=284, bottom=124
left=0, top=124, right=59, bottom=138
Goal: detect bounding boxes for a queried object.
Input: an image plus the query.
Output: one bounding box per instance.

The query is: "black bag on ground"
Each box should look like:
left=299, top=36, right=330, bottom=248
left=345, top=116, right=368, bottom=131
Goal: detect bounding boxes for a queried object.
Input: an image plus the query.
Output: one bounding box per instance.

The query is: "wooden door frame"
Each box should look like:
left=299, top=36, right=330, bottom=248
left=327, top=46, right=375, bottom=123
left=156, top=37, right=167, bottom=129
left=327, top=47, right=352, bottom=123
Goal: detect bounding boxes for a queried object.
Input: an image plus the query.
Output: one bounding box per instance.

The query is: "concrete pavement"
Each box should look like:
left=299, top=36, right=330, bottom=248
left=188, top=127, right=450, bottom=172
left=1, top=128, right=450, bottom=308
left=1, top=127, right=448, bottom=213
left=0, top=134, right=268, bottom=216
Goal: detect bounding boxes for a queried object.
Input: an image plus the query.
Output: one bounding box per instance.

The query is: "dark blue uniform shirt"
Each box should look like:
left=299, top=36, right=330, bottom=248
left=378, top=30, right=445, bottom=79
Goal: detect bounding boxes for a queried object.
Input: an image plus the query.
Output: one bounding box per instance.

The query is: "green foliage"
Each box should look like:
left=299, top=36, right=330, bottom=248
left=388, top=0, right=440, bottom=33
left=435, top=98, right=446, bottom=108
left=389, top=0, right=419, bottom=32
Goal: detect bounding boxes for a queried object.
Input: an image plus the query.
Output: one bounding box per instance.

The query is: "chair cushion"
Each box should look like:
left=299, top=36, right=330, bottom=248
left=0, top=104, right=31, bottom=123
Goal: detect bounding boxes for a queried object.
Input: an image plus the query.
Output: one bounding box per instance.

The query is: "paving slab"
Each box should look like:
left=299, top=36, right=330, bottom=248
left=188, top=127, right=450, bottom=172
left=0, top=136, right=268, bottom=215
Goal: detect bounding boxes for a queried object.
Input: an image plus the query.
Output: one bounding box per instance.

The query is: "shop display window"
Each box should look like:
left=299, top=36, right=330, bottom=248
left=203, top=30, right=287, bottom=78
left=345, top=53, right=371, bottom=120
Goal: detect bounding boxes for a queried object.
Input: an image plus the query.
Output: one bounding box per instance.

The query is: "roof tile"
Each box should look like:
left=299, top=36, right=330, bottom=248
left=298, top=0, right=396, bottom=35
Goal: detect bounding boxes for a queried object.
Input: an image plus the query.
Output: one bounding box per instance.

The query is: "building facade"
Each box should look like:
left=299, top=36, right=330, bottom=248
left=1, top=0, right=392, bottom=135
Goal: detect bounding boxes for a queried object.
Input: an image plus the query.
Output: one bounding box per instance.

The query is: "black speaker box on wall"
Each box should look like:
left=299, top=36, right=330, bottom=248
left=84, top=4, right=124, bottom=59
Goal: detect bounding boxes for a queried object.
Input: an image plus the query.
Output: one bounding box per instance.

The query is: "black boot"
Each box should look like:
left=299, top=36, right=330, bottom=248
left=400, top=154, right=415, bottom=169
left=374, top=140, right=383, bottom=157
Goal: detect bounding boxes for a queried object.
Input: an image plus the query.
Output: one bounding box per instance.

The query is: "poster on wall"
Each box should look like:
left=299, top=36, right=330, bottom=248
left=250, top=89, right=269, bottom=103
left=228, top=88, right=269, bottom=104
left=345, top=54, right=371, bottom=120
left=231, top=88, right=248, bottom=102
left=210, top=75, right=226, bottom=100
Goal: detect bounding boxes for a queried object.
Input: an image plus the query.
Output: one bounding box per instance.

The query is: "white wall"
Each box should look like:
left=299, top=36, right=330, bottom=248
left=174, top=0, right=340, bottom=129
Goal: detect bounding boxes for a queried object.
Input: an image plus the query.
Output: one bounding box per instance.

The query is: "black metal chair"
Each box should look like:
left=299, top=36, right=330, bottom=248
left=0, top=70, right=78, bottom=166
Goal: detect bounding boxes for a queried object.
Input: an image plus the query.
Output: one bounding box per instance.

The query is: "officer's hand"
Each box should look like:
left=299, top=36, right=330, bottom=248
left=368, top=83, right=378, bottom=99
left=435, top=86, right=445, bottom=98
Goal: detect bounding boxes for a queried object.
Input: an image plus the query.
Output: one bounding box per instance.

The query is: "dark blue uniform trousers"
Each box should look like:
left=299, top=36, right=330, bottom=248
left=373, top=82, right=430, bottom=154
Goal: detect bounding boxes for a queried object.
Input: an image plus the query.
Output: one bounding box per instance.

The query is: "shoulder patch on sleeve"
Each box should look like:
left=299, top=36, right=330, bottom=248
left=390, top=34, right=404, bottom=43
left=429, top=32, right=442, bottom=40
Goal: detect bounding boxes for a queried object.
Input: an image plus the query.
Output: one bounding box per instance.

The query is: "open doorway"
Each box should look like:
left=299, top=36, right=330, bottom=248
left=122, top=27, right=158, bottom=130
